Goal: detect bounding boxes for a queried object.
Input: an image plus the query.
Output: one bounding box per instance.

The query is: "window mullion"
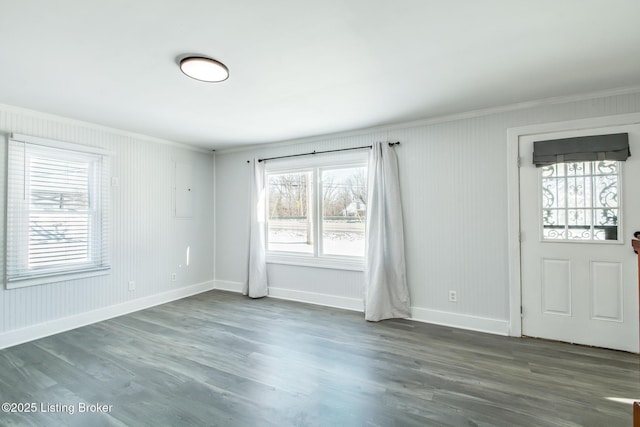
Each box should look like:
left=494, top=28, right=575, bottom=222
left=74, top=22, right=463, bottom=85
left=265, top=157, right=368, bottom=262
left=315, top=168, right=322, bottom=257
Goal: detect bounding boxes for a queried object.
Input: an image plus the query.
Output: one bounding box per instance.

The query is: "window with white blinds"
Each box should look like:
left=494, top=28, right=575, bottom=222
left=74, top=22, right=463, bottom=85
left=6, top=135, right=110, bottom=288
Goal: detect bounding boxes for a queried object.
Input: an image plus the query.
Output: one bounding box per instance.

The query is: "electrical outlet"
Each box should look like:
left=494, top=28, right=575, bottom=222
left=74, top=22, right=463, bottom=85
left=128, top=281, right=136, bottom=291
left=171, top=273, right=177, bottom=281
left=448, top=290, right=457, bottom=302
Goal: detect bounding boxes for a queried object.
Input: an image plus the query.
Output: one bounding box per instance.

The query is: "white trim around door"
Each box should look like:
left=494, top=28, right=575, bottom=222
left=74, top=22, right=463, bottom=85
left=507, top=112, right=640, bottom=338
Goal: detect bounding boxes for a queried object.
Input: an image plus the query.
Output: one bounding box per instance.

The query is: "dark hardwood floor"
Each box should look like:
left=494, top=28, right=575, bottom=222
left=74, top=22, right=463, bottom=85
left=0, top=290, right=638, bottom=426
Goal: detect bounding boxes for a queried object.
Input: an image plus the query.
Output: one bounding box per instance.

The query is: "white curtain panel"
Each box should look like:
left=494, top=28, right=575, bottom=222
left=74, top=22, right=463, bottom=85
left=365, top=142, right=411, bottom=321
left=245, top=158, right=268, bottom=298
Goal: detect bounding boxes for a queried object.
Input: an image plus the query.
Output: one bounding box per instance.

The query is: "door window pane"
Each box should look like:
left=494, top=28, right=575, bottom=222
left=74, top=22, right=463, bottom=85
left=541, top=161, right=620, bottom=241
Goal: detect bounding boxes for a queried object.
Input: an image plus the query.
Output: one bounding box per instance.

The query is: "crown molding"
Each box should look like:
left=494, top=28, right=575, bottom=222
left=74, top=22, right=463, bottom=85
left=216, top=85, right=640, bottom=155
left=0, top=104, right=214, bottom=154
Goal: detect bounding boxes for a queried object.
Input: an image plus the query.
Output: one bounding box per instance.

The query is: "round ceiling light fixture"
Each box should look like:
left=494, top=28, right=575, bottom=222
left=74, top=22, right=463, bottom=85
left=179, top=56, right=229, bottom=82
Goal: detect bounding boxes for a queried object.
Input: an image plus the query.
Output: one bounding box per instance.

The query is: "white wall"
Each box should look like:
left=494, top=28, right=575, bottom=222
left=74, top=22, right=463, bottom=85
left=4, top=89, right=638, bottom=347
left=214, top=90, right=640, bottom=334
left=0, top=105, right=215, bottom=348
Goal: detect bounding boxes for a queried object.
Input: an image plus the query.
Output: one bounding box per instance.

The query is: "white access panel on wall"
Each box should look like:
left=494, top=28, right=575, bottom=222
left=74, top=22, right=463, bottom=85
left=174, top=162, right=193, bottom=218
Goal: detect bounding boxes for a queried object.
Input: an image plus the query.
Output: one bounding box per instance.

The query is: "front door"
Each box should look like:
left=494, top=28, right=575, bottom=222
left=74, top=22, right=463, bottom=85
left=519, top=124, right=640, bottom=352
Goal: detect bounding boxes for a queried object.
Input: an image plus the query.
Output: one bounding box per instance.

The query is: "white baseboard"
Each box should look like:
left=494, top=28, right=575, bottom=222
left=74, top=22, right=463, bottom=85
left=1, top=279, right=509, bottom=350
left=0, top=280, right=215, bottom=350
left=212, top=281, right=364, bottom=312
left=212, top=280, right=509, bottom=335
left=410, top=307, right=510, bottom=336
left=265, top=287, right=508, bottom=335
left=213, top=280, right=244, bottom=293
left=267, top=286, right=364, bottom=312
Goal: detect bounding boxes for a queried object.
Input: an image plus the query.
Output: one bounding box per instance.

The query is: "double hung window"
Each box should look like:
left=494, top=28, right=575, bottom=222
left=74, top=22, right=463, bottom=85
left=6, top=135, right=110, bottom=288
left=266, top=152, right=367, bottom=269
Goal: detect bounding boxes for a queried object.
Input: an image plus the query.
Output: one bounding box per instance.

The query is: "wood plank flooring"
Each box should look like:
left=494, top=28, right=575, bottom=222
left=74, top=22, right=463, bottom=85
left=0, top=290, right=638, bottom=426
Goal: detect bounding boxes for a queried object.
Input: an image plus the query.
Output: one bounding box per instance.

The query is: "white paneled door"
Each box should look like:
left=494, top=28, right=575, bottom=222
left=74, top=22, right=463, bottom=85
left=519, top=124, right=640, bottom=352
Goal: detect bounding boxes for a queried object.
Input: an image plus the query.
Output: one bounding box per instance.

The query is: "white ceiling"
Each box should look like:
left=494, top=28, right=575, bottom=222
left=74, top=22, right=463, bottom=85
left=1, top=1, right=640, bottom=150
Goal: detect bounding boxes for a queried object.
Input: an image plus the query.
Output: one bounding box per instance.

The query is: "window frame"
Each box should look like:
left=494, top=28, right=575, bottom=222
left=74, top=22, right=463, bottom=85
left=6, top=134, right=111, bottom=289
left=265, top=151, right=368, bottom=271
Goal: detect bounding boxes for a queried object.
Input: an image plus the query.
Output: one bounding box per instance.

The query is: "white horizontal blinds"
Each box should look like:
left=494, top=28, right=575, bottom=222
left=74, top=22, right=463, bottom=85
left=7, top=139, right=110, bottom=283
left=29, top=148, right=91, bottom=268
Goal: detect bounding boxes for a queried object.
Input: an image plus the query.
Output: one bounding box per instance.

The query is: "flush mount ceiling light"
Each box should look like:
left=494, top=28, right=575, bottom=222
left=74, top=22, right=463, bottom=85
left=179, top=56, right=229, bottom=82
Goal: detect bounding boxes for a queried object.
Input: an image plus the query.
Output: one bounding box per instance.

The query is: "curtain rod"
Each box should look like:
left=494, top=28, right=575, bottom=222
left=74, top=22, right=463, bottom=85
left=246, top=142, right=399, bottom=163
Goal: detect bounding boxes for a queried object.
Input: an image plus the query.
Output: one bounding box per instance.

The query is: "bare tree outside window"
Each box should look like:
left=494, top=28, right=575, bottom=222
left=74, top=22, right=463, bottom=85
left=268, top=172, right=313, bottom=253
left=321, top=167, right=366, bottom=256
left=267, top=164, right=367, bottom=258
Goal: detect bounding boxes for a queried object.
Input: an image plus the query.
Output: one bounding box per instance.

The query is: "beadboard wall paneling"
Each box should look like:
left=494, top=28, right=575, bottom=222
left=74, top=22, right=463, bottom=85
left=213, top=132, right=386, bottom=289
left=0, top=106, right=214, bottom=342
left=267, top=264, right=364, bottom=301
left=214, top=91, right=640, bottom=332
left=213, top=150, right=251, bottom=285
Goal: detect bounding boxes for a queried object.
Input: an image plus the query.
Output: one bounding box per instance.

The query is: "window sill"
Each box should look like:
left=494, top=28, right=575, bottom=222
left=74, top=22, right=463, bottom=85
left=266, top=254, right=364, bottom=272
left=6, top=268, right=110, bottom=290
